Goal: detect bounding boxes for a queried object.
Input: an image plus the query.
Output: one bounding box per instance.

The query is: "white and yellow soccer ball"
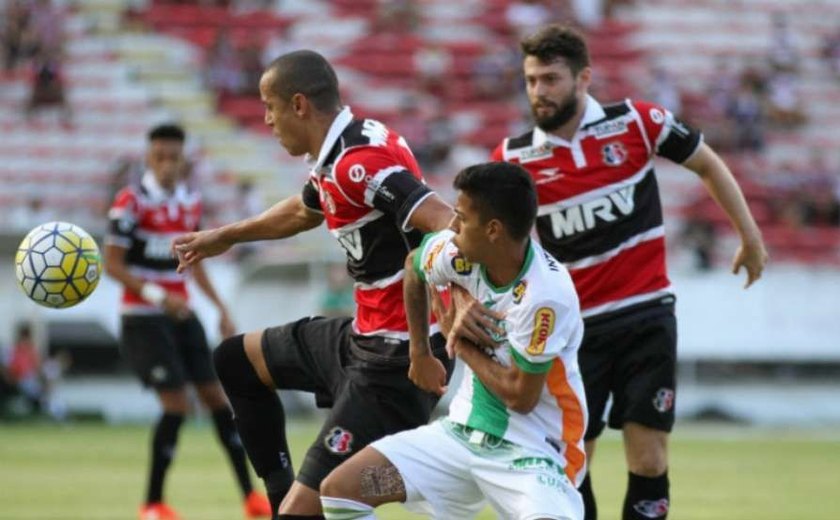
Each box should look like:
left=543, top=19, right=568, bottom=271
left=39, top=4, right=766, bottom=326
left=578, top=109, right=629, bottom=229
left=15, top=221, right=102, bottom=309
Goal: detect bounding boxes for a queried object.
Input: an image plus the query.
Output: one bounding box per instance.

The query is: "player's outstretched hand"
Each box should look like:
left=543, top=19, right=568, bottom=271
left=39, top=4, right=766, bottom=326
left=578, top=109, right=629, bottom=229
left=408, top=349, right=448, bottom=396
left=447, top=285, right=505, bottom=354
left=172, top=229, right=232, bottom=274
left=731, top=238, right=768, bottom=289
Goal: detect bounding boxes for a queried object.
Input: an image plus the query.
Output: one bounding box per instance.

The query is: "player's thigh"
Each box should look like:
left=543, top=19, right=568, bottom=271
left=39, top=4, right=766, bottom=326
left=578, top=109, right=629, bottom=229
left=475, top=451, right=583, bottom=520
left=261, top=316, right=352, bottom=399
left=295, top=368, right=441, bottom=492
left=321, top=445, right=406, bottom=506
left=372, top=421, right=484, bottom=519
left=609, top=310, right=677, bottom=433
left=577, top=323, right=619, bottom=441
left=176, top=315, right=218, bottom=387
left=120, top=315, right=186, bottom=389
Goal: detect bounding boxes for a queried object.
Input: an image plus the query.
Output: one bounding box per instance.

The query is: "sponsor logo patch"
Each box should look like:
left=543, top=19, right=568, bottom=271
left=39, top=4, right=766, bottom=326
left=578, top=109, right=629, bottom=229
left=527, top=307, right=555, bottom=355
left=451, top=254, right=472, bottom=275
left=519, top=144, right=553, bottom=163
left=324, top=427, right=354, bottom=455
left=348, top=164, right=366, bottom=183
left=633, top=498, right=670, bottom=518
left=652, top=388, right=675, bottom=413
left=649, top=108, right=665, bottom=124
left=513, top=280, right=527, bottom=304
left=424, top=240, right=445, bottom=273
left=602, top=142, right=628, bottom=167
left=591, top=119, right=628, bottom=139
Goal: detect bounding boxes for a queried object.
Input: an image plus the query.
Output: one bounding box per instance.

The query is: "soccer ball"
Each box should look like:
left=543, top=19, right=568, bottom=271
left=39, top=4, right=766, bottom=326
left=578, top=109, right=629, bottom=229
left=15, top=221, right=102, bottom=309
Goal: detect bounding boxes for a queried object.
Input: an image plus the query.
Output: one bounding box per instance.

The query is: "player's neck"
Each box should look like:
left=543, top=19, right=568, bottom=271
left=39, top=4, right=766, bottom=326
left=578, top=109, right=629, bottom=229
left=483, top=239, right=529, bottom=288
left=548, top=110, right=586, bottom=142
left=308, top=108, right=343, bottom=158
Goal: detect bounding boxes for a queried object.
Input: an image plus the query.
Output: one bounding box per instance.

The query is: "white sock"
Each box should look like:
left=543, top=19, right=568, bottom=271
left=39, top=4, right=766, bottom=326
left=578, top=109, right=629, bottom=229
left=320, top=496, right=376, bottom=520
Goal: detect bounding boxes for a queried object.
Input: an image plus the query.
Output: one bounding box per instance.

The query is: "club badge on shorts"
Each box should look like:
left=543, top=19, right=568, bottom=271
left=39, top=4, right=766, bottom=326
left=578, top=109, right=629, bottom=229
left=652, top=388, right=675, bottom=413
left=324, top=427, right=354, bottom=455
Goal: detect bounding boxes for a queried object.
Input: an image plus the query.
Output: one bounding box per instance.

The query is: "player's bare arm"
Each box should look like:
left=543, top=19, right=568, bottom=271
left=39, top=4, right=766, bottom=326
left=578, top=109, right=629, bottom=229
left=455, top=340, right=547, bottom=414
left=404, top=193, right=454, bottom=233
left=173, top=194, right=324, bottom=272
left=682, top=142, right=769, bottom=288
left=190, top=260, right=235, bottom=339
left=103, top=244, right=190, bottom=319
left=403, top=250, right=448, bottom=396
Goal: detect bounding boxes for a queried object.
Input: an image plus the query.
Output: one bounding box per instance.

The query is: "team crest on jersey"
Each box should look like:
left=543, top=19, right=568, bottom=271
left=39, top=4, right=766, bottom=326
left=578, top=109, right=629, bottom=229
left=324, top=427, right=354, bottom=455
left=519, top=144, right=553, bottom=163
left=451, top=254, right=473, bottom=275
left=633, top=498, right=669, bottom=518
left=424, top=240, right=445, bottom=273
left=512, top=280, right=527, bottom=304
left=652, top=388, right=675, bottom=413
left=348, top=164, right=366, bottom=183
left=602, top=142, right=628, bottom=166
left=527, top=307, right=555, bottom=355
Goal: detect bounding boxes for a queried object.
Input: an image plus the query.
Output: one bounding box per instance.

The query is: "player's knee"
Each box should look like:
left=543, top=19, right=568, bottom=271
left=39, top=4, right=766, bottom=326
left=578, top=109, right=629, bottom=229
left=320, top=468, right=352, bottom=499
left=213, top=334, right=264, bottom=394
left=628, top=449, right=668, bottom=476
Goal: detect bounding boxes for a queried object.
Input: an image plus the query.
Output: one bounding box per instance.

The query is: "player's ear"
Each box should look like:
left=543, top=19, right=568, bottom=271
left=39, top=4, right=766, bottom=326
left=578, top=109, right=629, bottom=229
left=486, top=219, right=503, bottom=243
left=291, top=93, right=308, bottom=117
left=577, top=66, right=592, bottom=90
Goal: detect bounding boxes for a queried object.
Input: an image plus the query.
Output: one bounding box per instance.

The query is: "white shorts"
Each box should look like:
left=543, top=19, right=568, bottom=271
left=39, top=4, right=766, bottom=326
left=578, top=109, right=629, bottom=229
left=371, top=419, right=583, bottom=520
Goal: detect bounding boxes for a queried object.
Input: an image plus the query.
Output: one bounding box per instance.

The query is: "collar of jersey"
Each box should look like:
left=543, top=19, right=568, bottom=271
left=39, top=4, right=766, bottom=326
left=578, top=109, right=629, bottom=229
left=141, top=171, right=187, bottom=203
left=480, top=239, right=535, bottom=294
left=533, top=94, right=605, bottom=148
left=307, top=106, right=354, bottom=172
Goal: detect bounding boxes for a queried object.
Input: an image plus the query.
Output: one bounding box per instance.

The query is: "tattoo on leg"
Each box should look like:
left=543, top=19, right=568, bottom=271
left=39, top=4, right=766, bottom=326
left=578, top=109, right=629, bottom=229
left=359, top=465, right=405, bottom=498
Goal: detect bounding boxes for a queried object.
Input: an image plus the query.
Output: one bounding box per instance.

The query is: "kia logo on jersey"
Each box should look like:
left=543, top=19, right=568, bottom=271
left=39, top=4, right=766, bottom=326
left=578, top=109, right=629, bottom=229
left=602, top=142, right=628, bottom=166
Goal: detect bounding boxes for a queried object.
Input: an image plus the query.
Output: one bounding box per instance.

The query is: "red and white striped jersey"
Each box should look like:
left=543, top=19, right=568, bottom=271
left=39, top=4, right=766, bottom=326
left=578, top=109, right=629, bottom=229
left=493, top=96, right=702, bottom=318
left=301, top=107, right=436, bottom=339
left=106, top=173, right=202, bottom=314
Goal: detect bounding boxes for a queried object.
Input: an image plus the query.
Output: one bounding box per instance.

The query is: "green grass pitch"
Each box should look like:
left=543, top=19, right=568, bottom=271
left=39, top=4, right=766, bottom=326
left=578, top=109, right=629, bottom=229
left=1, top=420, right=838, bottom=519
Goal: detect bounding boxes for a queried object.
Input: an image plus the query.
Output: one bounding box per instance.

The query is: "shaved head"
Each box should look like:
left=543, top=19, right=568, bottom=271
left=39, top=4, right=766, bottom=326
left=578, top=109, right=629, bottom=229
left=264, top=50, right=341, bottom=112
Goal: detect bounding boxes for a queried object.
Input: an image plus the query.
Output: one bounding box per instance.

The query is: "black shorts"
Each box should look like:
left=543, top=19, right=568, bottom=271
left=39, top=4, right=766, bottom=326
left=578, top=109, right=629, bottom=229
left=120, top=314, right=217, bottom=390
left=261, top=316, right=453, bottom=491
left=579, top=298, right=677, bottom=440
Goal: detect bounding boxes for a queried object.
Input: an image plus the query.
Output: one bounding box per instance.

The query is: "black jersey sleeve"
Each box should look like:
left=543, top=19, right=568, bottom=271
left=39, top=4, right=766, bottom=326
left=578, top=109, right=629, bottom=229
left=301, top=178, right=322, bottom=213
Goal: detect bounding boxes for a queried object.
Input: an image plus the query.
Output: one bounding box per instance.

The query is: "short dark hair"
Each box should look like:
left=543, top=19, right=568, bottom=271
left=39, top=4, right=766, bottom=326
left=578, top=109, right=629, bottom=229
left=148, top=123, right=186, bottom=143
left=453, top=162, right=537, bottom=241
left=265, top=50, right=341, bottom=112
left=520, top=24, right=590, bottom=75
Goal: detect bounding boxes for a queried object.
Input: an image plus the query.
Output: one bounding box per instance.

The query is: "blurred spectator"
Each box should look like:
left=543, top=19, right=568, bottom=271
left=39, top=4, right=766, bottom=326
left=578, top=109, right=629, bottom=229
left=414, top=44, right=452, bottom=97
left=1, top=0, right=36, bottom=72
left=232, top=179, right=265, bottom=261
left=392, top=96, right=431, bottom=166
left=473, top=44, right=521, bottom=100
left=28, top=0, right=65, bottom=56
left=10, top=196, right=56, bottom=232
left=25, top=48, right=72, bottom=125
left=319, top=263, right=355, bottom=318
left=423, top=109, right=455, bottom=176
left=2, top=324, right=68, bottom=419
left=506, top=0, right=552, bottom=39
left=374, top=0, right=420, bottom=34
left=768, top=12, right=799, bottom=73
left=647, top=65, right=682, bottom=116
left=205, top=29, right=243, bottom=96
left=727, top=76, right=765, bottom=152
left=821, top=28, right=840, bottom=78
left=238, top=34, right=264, bottom=95
left=680, top=218, right=717, bottom=271
left=766, top=71, right=806, bottom=127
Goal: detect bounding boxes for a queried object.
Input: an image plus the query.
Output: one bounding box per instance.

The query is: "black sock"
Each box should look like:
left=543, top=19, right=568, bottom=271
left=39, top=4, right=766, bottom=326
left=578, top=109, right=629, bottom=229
left=211, top=407, right=254, bottom=496
left=580, top=472, right=597, bottom=520
left=214, top=335, right=294, bottom=517
left=146, top=412, right=184, bottom=504
left=623, top=471, right=670, bottom=520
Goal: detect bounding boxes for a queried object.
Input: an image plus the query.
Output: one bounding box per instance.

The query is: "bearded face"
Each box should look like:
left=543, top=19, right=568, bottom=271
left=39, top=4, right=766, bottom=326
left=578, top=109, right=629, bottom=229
left=523, top=55, right=588, bottom=133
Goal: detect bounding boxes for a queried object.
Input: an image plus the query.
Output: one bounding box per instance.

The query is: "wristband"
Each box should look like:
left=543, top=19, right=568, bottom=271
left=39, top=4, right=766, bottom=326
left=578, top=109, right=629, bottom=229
left=140, top=283, right=167, bottom=306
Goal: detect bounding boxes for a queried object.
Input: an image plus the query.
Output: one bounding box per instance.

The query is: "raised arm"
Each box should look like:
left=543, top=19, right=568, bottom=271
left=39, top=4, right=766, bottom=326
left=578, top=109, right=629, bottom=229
left=174, top=194, right=324, bottom=271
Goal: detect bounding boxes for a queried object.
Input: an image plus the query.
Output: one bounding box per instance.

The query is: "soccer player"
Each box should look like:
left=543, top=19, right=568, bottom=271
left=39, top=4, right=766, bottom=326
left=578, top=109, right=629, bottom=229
left=172, top=50, right=455, bottom=519
left=486, top=25, right=769, bottom=520
left=104, top=124, right=271, bottom=520
left=317, top=161, right=587, bottom=520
